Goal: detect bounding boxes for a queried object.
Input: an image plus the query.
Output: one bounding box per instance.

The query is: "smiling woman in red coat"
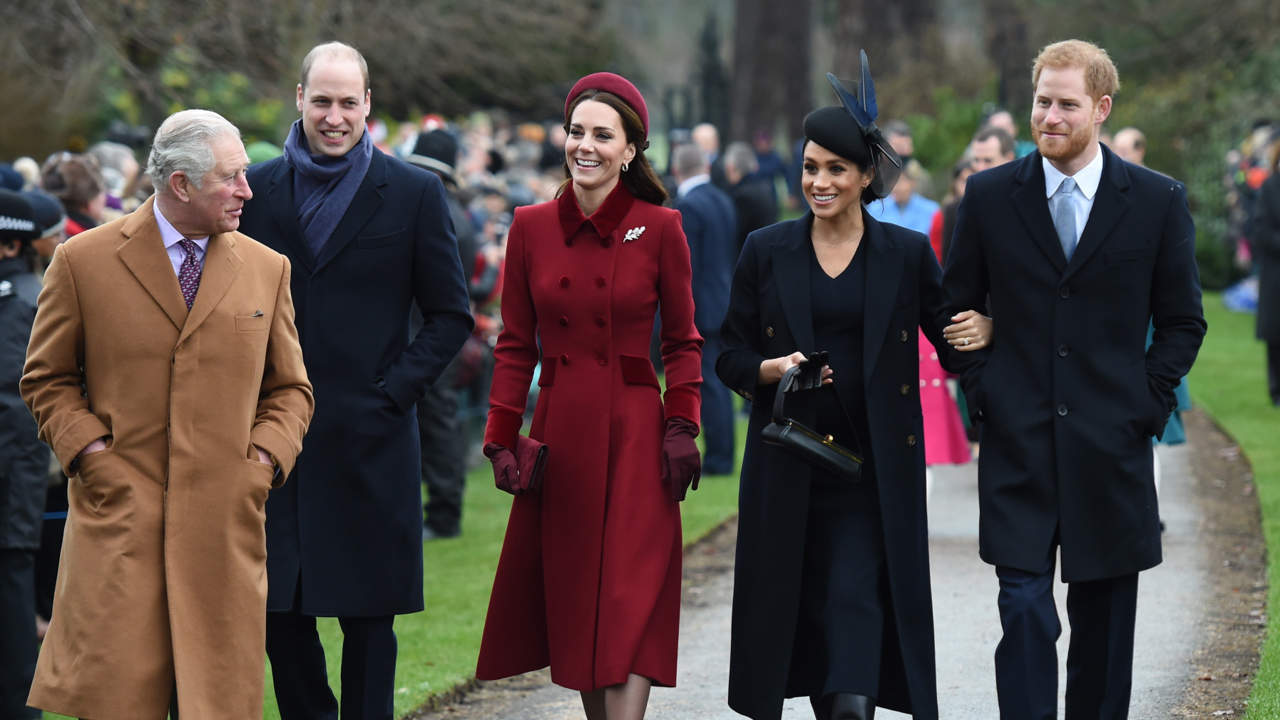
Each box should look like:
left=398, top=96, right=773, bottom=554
left=476, top=72, right=704, bottom=719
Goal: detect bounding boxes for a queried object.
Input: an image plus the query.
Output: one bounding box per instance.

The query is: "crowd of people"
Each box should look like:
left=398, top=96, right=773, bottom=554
left=0, top=36, right=1218, bottom=720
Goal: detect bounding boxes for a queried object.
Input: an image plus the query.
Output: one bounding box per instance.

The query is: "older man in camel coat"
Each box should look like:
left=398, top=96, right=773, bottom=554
left=21, top=109, right=314, bottom=719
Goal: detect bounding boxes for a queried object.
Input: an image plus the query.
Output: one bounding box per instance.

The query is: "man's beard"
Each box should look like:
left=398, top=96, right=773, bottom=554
left=1032, top=124, right=1092, bottom=164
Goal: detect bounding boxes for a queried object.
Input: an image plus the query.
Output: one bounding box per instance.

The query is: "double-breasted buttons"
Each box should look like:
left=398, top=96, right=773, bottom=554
left=900, top=384, right=911, bottom=396
left=1057, top=404, right=1068, bottom=417
left=560, top=353, right=570, bottom=365
left=598, top=356, right=609, bottom=366
left=899, top=329, right=909, bottom=342
left=906, top=434, right=918, bottom=447
left=1057, top=344, right=1069, bottom=357
left=559, top=277, right=570, bottom=289
left=595, top=277, right=607, bottom=288
left=559, top=316, right=569, bottom=327
left=594, top=316, right=606, bottom=328
left=765, top=326, right=775, bottom=338
left=1059, top=286, right=1070, bottom=299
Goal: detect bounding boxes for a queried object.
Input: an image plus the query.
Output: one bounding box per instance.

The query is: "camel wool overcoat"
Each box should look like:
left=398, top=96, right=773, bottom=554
left=20, top=197, right=314, bottom=719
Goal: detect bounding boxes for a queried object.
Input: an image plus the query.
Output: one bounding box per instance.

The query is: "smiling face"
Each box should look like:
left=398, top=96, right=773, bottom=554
left=564, top=99, right=635, bottom=197
left=297, top=54, right=371, bottom=158
left=185, top=133, right=252, bottom=235
left=1031, top=65, right=1111, bottom=174
left=802, top=141, right=871, bottom=221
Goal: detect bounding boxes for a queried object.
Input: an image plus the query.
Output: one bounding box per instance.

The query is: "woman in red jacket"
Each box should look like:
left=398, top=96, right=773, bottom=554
left=476, top=72, right=704, bottom=720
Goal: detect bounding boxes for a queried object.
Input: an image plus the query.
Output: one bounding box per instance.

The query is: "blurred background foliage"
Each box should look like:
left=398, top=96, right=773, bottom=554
left=2, top=0, right=1277, bottom=286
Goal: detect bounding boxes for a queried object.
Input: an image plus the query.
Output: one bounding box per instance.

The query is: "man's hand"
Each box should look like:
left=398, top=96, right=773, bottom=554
left=78, top=437, right=108, bottom=458
left=254, top=445, right=273, bottom=466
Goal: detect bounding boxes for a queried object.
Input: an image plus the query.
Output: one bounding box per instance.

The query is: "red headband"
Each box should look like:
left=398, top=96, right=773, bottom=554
left=564, top=72, right=649, bottom=137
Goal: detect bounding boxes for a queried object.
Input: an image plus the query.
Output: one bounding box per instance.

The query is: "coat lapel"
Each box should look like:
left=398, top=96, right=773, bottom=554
left=1010, top=153, right=1068, bottom=274
left=1063, top=146, right=1131, bottom=280
left=178, top=232, right=243, bottom=344
left=263, top=160, right=312, bottom=273
left=773, top=215, right=816, bottom=354
left=117, top=197, right=187, bottom=331
left=861, top=214, right=903, bottom=386
left=313, top=151, right=387, bottom=272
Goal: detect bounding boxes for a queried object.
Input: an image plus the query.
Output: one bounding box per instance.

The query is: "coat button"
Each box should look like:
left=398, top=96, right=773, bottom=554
left=598, top=356, right=608, bottom=366
left=906, top=434, right=918, bottom=447
left=1057, top=344, right=1069, bottom=357
left=899, top=330, right=909, bottom=342
left=765, top=326, right=775, bottom=338
left=565, top=237, right=574, bottom=247
left=559, top=316, right=569, bottom=327
left=1057, top=404, right=1068, bottom=417
left=900, top=384, right=910, bottom=396
left=559, top=277, right=570, bottom=289
left=595, top=277, right=606, bottom=288
left=1059, top=286, right=1070, bottom=299
left=595, top=316, right=606, bottom=328
left=560, top=354, right=570, bottom=365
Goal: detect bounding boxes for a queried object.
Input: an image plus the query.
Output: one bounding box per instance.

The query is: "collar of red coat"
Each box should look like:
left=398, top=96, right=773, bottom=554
left=556, top=180, right=635, bottom=242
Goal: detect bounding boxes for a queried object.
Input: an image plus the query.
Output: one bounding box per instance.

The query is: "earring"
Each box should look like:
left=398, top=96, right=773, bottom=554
left=622, top=161, right=630, bottom=172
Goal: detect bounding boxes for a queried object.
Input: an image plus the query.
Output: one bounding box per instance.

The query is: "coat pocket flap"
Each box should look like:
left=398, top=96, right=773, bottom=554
left=619, top=354, right=659, bottom=388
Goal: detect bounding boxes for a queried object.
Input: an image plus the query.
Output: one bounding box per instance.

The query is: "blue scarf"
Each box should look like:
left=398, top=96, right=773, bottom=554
left=283, top=118, right=373, bottom=256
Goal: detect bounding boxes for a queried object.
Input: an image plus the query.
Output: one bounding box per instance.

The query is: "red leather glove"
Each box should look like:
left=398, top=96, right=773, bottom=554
left=483, top=442, right=521, bottom=495
left=661, top=417, right=701, bottom=502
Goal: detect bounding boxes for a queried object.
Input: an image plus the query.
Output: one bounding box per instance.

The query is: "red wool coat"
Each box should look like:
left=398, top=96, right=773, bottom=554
left=477, top=183, right=703, bottom=690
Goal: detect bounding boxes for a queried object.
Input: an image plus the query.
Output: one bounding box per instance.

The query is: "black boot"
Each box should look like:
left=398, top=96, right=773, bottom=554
left=829, top=693, right=875, bottom=720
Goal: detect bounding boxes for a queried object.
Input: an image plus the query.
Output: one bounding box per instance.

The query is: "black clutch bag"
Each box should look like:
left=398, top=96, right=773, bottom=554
left=760, top=360, right=863, bottom=481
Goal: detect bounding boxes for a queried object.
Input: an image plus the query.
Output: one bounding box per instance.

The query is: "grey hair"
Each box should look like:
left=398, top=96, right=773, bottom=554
left=671, top=143, right=708, bottom=179
left=724, top=142, right=758, bottom=176
left=146, top=109, right=241, bottom=193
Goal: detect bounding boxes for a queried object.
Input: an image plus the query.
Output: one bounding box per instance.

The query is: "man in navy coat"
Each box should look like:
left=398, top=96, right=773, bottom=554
left=238, top=42, right=472, bottom=719
left=943, top=40, right=1206, bottom=719
left=672, top=143, right=738, bottom=475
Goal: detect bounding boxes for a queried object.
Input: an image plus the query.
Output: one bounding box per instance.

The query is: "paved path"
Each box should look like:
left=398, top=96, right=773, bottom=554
left=421, top=442, right=1208, bottom=718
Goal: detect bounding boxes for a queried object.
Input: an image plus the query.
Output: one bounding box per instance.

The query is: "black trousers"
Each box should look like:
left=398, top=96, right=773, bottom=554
left=994, top=555, right=1139, bottom=720
left=418, top=357, right=466, bottom=535
left=0, top=549, right=40, bottom=719
left=1267, top=340, right=1280, bottom=405
left=266, top=609, right=397, bottom=720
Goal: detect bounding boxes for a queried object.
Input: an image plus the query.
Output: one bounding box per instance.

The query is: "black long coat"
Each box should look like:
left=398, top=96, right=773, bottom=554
left=717, top=212, right=947, bottom=720
left=1254, top=173, right=1280, bottom=342
left=0, top=261, right=48, bottom=550
left=240, top=151, right=473, bottom=616
left=943, top=147, right=1206, bottom=583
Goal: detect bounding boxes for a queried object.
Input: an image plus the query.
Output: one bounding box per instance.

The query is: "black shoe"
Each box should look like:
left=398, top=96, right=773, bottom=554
left=422, top=525, right=460, bottom=541
left=829, top=693, right=875, bottom=720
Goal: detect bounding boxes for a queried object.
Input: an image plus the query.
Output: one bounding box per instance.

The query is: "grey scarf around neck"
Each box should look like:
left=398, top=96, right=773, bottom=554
left=283, top=118, right=374, bottom=257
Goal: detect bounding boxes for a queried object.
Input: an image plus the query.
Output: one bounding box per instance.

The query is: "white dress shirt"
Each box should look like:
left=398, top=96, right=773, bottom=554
left=1042, top=145, right=1104, bottom=248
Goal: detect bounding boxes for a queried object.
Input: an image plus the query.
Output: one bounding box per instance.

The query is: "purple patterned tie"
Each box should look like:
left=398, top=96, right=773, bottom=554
left=177, top=238, right=203, bottom=309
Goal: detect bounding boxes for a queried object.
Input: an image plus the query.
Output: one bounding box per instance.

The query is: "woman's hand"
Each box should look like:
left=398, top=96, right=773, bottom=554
left=757, top=351, right=834, bottom=385
left=943, top=309, right=993, bottom=352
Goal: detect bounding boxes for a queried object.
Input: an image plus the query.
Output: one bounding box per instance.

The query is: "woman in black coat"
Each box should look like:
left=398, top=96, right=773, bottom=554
left=716, top=84, right=991, bottom=719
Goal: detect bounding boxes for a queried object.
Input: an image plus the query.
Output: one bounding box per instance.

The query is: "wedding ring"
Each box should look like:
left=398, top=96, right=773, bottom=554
left=962, top=337, right=970, bottom=346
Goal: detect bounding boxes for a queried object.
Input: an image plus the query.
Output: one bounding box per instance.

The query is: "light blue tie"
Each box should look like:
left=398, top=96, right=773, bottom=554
left=1052, top=177, right=1078, bottom=260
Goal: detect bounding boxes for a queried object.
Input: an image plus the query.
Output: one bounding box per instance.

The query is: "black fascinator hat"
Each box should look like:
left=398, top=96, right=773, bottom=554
left=803, top=50, right=903, bottom=201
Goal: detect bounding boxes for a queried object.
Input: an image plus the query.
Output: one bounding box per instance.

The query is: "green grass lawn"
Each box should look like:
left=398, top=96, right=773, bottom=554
left=1189, top=293, right=1280, bottom=719
left=46, top=419, right=745, bottom=720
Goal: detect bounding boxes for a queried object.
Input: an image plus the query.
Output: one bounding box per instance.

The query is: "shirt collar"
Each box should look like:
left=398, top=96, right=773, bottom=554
left=1042, top=144, right=1104, bottom=200
left=153, top=199, right=210, bottom=252
left=676, top=173, right=711, bottom=199
left=557, top=180, right=636, bottom=241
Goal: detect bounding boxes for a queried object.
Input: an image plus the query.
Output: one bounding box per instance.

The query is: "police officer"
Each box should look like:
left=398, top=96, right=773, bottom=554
left=0, top=189, right=50, bottom=719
